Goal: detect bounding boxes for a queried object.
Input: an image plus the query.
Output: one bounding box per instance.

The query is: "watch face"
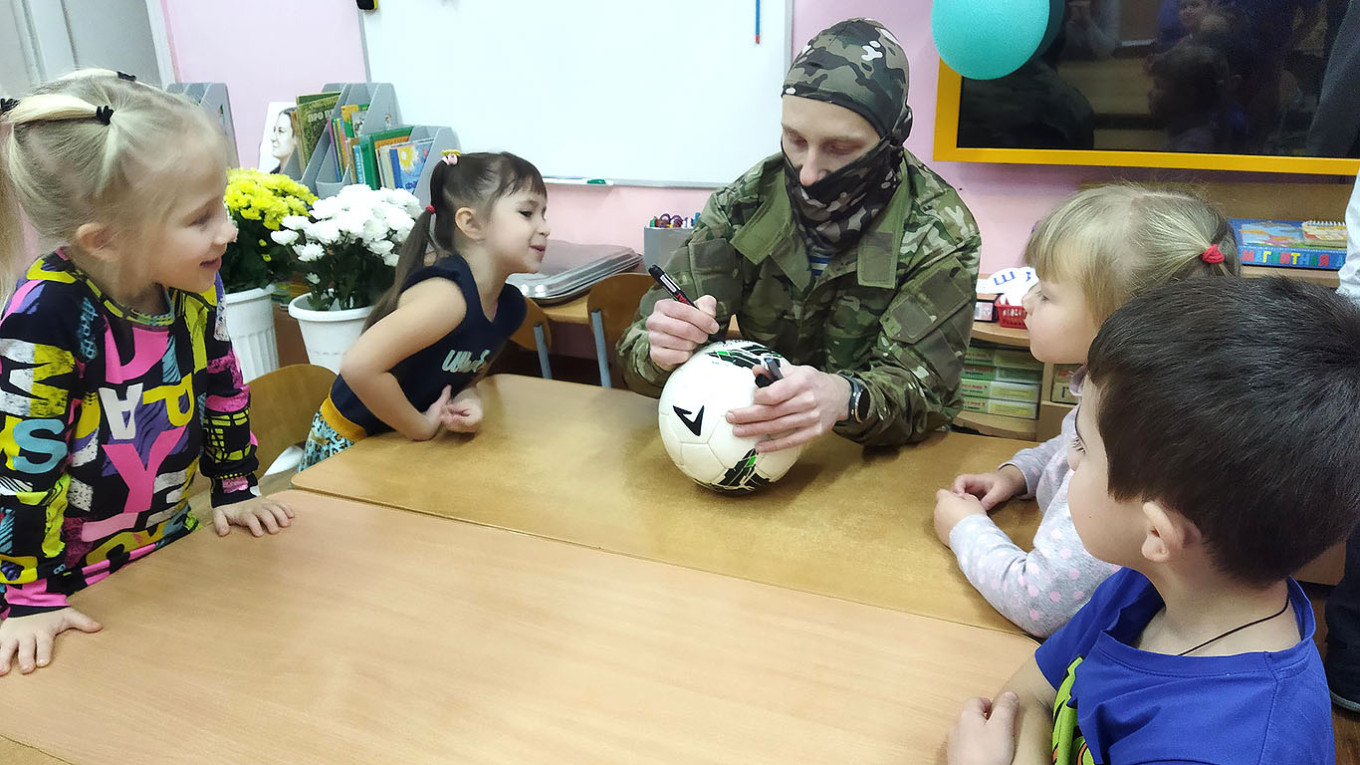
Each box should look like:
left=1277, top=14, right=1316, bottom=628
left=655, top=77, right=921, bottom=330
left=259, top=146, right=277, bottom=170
left=855, top=388, right=870, bottom=421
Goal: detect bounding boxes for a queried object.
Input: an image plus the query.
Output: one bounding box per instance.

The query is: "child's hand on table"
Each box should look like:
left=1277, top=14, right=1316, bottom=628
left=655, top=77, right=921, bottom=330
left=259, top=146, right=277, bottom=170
left=442, top=388, right=483, bottom=433
left=213, top=495, right=295, bottom=537
left=934, top=490, right=988, bottom=546
left=951, top=465, right=1026, bottom=511
left=947, top=691, right=1019, bottom=765
left=0, top=607, right=102, bottom=676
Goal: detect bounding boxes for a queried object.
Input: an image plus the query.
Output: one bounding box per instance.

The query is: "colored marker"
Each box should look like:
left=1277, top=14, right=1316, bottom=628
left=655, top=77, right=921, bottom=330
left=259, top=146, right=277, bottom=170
left=648, top=264, right=695, bottom=307
left=755, top=0, right=761, bottom=44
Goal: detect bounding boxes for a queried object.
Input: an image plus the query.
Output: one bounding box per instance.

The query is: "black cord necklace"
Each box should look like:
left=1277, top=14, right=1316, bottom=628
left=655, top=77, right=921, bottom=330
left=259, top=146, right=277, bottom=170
left=1176, top=598, right=1291, bottom=656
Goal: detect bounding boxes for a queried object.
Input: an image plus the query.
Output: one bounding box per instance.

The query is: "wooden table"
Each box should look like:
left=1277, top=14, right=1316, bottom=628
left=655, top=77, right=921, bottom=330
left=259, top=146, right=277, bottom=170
left=294, top=375, right=1041, bottom=634
left=0, top=738, right=63, bottom=765
left=1, top=491, right=1036, bottom=764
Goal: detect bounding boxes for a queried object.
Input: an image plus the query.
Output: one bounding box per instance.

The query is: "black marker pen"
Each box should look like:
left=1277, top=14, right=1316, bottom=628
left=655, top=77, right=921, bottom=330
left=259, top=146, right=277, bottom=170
left=648, top=264, right=695, bottom=307
left=755, top=357, right=783, bottom=389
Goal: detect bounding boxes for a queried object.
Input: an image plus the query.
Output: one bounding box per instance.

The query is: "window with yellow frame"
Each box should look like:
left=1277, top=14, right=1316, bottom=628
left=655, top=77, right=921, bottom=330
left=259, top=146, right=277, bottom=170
left=932, top=0, right=1360, bottom=177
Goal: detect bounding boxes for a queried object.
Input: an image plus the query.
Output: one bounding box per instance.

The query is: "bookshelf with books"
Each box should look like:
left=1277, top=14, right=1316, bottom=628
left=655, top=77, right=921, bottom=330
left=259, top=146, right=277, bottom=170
left=955, top=331, right=1049, bottom=441
left=300, top=83, right=401, bottom=198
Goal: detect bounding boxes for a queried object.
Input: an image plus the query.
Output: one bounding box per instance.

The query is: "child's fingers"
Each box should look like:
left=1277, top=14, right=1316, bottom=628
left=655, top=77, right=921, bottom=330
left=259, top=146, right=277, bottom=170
left=213, top=509, right=230, bottom=537
left=980, top=484, right=1012, bottom=510
left=257, top=509, right=280, bottom=534
left=424, top=386, right=455, bottom=418
left=268, top=502, right=293, bottom=526
left=987, top=691, right=1019, bottom=728
left=16, top=633, right=36, bottom=673
left=244, top=513, right=263, bottom=537
left=959, top=696, right=991, bottom=721
left=65, top=610, right=102, bottom=634
left=34, top=630, right=53, bottom=668
left=0, top=638, right=15, bottom=675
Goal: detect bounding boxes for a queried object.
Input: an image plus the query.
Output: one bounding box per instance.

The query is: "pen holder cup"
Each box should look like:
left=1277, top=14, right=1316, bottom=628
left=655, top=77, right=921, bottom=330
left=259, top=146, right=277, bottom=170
left=643, top=226, right=694, bottom=269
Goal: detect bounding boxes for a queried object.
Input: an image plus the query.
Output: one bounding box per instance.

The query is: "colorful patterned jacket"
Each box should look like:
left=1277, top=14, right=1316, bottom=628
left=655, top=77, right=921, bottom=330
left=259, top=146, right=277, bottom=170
left=0, top=253, right=258, bottom=617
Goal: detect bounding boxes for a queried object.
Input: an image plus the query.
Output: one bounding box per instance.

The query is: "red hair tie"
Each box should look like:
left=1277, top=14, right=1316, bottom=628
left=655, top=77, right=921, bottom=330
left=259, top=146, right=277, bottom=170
left=425, top=205, right=435, bottom=214
left=1201, top=243, right=1225, bottom=264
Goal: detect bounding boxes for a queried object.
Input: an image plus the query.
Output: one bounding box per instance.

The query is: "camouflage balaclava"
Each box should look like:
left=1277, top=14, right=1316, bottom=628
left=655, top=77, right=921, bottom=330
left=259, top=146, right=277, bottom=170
left=781, top=18, right=912, bottom=258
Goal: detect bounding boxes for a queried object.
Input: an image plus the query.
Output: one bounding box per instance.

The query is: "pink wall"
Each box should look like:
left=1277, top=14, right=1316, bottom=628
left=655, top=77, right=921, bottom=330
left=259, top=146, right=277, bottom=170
left=160, top=0, right=367, bottom=168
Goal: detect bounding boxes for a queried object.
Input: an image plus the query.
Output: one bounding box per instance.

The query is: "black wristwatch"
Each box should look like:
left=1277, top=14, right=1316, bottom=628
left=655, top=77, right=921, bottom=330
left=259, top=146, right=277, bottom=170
left=838, top=375, right=870, bottom=425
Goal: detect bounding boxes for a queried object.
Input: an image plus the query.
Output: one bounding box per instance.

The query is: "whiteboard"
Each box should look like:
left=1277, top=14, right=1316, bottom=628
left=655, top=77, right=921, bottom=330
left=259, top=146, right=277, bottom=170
left=360, top=0, right=793, bottom=186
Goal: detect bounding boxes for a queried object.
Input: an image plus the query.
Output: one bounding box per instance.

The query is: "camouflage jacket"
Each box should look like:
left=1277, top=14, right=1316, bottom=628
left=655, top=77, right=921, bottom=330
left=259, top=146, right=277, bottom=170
left=617, top=152, right=981, bottom=446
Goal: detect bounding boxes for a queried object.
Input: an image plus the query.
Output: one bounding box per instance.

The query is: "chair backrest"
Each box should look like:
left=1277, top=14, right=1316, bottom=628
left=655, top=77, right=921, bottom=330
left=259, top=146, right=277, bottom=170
left=586, top=273, right=655, bottom=354
left=510, top=298, right=552, bottom=351
left=248, top=364, right=335, bottom=476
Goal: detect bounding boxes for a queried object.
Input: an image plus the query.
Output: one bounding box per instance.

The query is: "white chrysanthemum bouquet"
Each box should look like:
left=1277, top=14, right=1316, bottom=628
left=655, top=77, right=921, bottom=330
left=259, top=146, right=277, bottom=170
left=273, top=184, right=421, bottom=311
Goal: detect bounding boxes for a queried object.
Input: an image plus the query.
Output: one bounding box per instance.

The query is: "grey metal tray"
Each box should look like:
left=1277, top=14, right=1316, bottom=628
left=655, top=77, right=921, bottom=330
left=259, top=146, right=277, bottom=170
left=508, top=240, right=642, bottom=304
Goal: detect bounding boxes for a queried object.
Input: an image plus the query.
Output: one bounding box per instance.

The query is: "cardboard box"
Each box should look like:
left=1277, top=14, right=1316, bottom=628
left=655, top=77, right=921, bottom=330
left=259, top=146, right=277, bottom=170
left=964, top=345, right=995, bottom=365
left=984, top=399, right=1039, bottom=419
left=1051, top=364, right=1082, bottom=404
left=960, top=379, right=1042, bottom=403
left=961, top=395, right=988, bottom=412
left=992, top=348, right=1043, bottom=371
left=962, top=363, right=1042, bottom=384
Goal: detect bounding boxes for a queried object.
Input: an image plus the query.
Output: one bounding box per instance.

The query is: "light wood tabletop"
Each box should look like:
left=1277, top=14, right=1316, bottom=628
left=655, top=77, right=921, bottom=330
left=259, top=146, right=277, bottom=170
left=0, top=738, right=64, bottom=765
left=1, top=491, right=1036, bottom=765
left=293, top=375, right=1041, bottom=635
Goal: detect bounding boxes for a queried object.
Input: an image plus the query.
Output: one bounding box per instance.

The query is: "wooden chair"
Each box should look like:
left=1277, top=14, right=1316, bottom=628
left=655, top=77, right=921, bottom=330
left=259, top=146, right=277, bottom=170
left=247, top=363, right=336, bottom=480
left=586, top=273, right=655, bottom=388
left=511, top=299, right=554, bottom=379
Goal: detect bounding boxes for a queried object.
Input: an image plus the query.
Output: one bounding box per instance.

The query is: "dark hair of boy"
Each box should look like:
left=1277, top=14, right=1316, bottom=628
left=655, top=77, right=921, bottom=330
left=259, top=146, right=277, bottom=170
left=1086, top=277, right=1360, bottom=585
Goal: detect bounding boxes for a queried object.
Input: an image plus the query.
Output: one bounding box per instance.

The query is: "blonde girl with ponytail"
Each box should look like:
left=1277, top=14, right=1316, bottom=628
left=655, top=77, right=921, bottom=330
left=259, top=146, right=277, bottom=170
left=0, top=71, right=293, bottom=676
left=933, top=185, right=1241, bottom=637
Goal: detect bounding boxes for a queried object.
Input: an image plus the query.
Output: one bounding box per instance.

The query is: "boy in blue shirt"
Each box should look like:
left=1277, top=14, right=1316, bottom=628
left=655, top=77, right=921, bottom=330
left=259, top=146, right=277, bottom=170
left=947, top=277, right=1360, bottom=765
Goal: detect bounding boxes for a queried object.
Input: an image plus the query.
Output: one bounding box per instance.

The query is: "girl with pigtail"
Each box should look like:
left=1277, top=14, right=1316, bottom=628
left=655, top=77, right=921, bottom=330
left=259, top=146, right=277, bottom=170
left=300, top=151, right=550, bottom=468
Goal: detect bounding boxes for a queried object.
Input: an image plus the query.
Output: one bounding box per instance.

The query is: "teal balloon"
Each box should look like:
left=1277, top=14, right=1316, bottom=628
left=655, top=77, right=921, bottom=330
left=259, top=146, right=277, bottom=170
left=932, top=0, right=1058, bottom=80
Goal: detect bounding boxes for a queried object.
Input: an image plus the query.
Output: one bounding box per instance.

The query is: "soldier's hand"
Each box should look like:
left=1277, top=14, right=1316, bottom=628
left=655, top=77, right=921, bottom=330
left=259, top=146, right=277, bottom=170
left=647, top=295, right=720, bottom=371
left=727, top=366, right=851, bottom=453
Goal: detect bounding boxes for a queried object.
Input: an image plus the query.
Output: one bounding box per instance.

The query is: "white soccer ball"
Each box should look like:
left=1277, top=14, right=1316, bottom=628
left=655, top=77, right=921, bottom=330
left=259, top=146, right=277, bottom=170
left=657, top=340, right=803, bottom=492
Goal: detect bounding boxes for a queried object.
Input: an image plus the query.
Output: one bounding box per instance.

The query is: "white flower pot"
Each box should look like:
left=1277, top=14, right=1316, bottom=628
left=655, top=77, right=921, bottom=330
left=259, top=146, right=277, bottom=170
left=222, top=287, right=279, bottom=382
left=287, top=294, right=373, bottom=374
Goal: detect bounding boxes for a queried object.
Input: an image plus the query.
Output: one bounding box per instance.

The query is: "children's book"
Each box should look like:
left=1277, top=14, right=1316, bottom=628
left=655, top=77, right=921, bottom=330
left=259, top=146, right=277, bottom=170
left=294, top=92, right=341, bottom=167
left=338, top=103, right=369, bottom=178
left=1230, top=218, right=1348, bottom=271
left=389, top=139, right=436, bottom=193
left=358, top=127, right=415, bottom=189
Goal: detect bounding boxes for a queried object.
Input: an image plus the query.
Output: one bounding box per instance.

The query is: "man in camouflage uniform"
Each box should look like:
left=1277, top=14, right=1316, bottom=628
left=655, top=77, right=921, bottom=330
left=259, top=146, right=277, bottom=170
left=618, top=18, right=980, bottom=451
